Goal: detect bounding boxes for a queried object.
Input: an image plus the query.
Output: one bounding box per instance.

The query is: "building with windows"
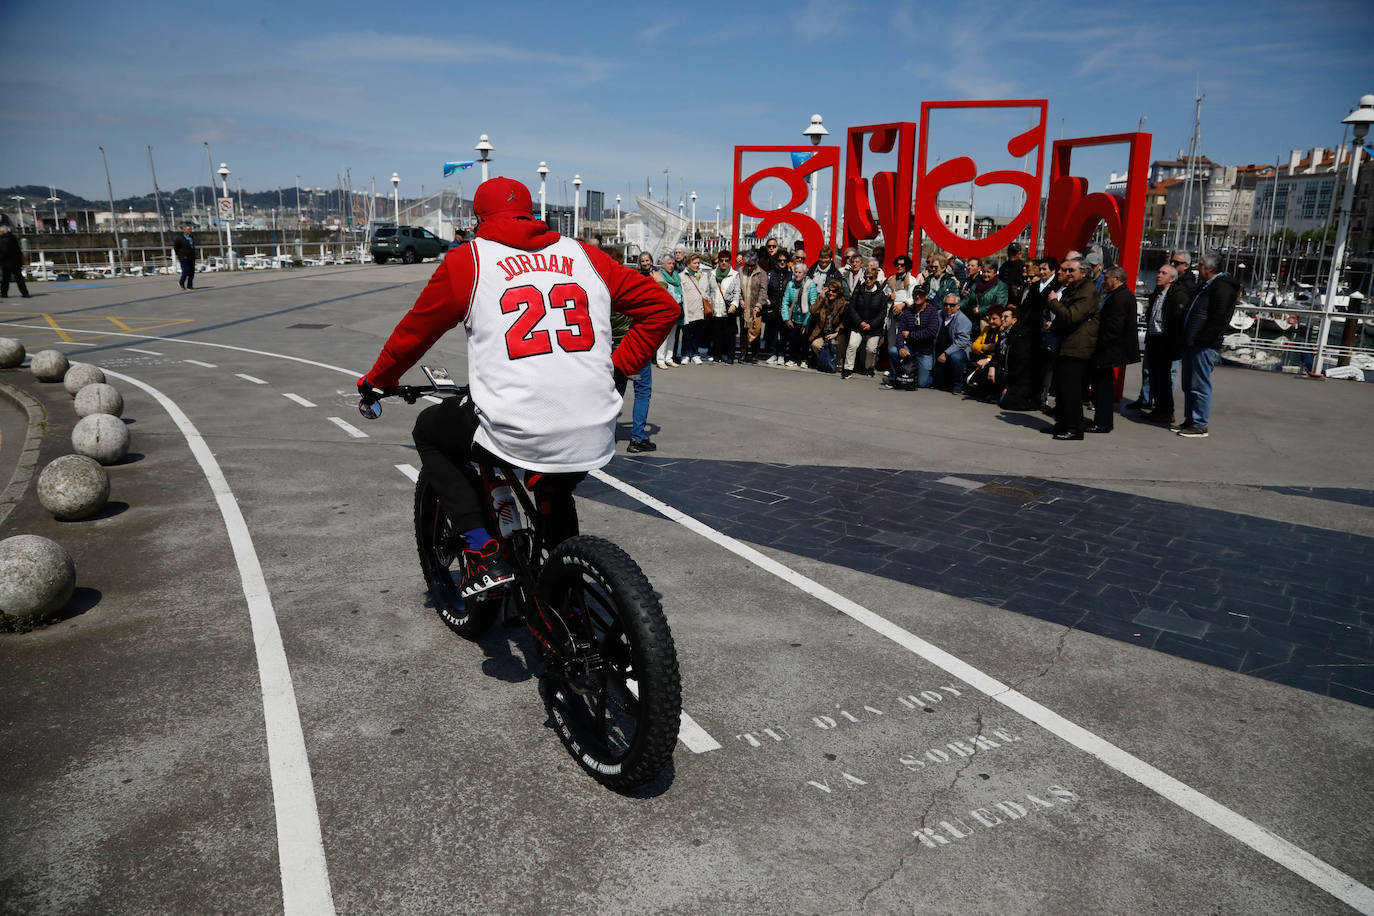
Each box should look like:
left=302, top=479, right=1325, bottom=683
left=935, top=199, right=974, bottom=235
left=1250, top=147, right=1362, bottom=240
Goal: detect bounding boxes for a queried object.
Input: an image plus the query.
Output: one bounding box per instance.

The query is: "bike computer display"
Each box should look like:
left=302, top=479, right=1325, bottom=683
left=422, top=365, right=459, bottom=388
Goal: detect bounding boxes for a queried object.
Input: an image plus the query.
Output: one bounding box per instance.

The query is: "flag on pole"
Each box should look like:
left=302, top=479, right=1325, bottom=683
left=444, top=161, right=475, bottom=177
left=790, top=151, right=815, bottom=169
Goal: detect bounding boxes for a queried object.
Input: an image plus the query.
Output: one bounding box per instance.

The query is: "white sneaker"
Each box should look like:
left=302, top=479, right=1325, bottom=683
left=691, top=356, right=704, bottom=364
left=656, top=359, right=668, bottom=369
left=783, top=360, right=796, bottom=368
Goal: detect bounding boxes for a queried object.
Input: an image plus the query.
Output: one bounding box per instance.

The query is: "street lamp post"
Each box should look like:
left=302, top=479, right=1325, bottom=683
left=802, top=113, right=829, bottom=222
left=715, top=204, right=720, bottom=238
left=572, top=174, right=582, bottom=239
left=1312, top=94, right=1374, bottom=377
left=218, top=162, right=233, bottom=269
left=615, top=195, right=621, bottom=242
left=475, top=135, right=493, bottom=183
left=537, top=162, right=549, bottom=221
left=47, top=187, right=60, bottom=233
left=690, top=191, right=697, bottom=245
left=391, top=172, right=400, bottom=225
left=9, top=197, right=24, bottom=231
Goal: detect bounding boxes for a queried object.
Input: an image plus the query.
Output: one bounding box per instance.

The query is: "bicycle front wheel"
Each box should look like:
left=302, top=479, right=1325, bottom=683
left=413, top=471, right=500, bottom=639
left=537, top=535, right=681, bottom=791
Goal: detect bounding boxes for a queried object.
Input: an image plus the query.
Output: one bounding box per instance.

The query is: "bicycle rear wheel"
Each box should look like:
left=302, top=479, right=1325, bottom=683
left=413, top=471, right=500, bottom=639
left=537, top=535, right=681, bottom=790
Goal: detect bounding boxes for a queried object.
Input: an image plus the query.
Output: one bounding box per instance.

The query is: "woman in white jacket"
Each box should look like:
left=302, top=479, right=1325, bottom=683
left=677, top=251, right=720, bottom=364
left=710, top=250, right=741, bottom=362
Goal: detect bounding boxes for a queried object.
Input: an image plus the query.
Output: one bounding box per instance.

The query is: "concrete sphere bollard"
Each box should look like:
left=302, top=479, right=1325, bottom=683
left=74, top=383, right=124, bottom=418
left=37, top=454, right=111, bottom=521
left=64, top=363, right=106, bottom=396
left=71, top=413, right=130, bottom=465
left=31, top=349, right=69, bottom=382
left=0, top=338, right=23, bottom=369
left=0, top=535, right=75, bottom=619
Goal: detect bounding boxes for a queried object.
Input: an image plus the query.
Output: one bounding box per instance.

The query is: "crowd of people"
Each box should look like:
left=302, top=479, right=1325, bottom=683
left=632, top=236, right=1241, bottom=441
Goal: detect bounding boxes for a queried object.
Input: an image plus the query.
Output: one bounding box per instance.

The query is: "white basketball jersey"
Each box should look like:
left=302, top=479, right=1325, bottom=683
left=466, top=236, right=618, bottom=472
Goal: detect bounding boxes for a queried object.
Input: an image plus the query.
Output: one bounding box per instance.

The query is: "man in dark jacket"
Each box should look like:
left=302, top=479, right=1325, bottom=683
left=997, top=242, right=1027, bottom=304
left=1043, top=257, right=1099, bottom=439
left=1177, top=250, right=1239, bottom=438
left=998, top=305, right=1039, bottom=410
left=1087, top=267, right=1141, bottom=432
left=0, top=225, right=30, bottom=298
left=1128, top=250, right=1195, bottom=410
left=172, top=223, right=197, bottom=290
left=1141, top=263, right=1190, bottom=424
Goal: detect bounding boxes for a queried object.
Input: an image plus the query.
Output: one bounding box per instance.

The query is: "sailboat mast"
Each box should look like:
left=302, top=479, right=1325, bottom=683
left=1174, top=91, right=1203, bottom=251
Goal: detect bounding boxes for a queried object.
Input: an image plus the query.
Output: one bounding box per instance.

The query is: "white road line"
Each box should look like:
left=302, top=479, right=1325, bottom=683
left=60, top=341, right=97, bottom=347
left=184, top=358, right=218, bottom=368
left=589, top=468, right=1374, bottom=914
left=326, top=416, right=368, bottom=438
left=126, top=347, right=164, bottom=356
left=104, top=369, right=335, bottom=916
left=626, top=680, right=722, bottom=754
left=236, top=373, right=268, bottom=385
left=422, top=395, right=443, bottom=404
left=283, top=393, right=317, bottom=407
left=395, top=463, right=419, bottom=482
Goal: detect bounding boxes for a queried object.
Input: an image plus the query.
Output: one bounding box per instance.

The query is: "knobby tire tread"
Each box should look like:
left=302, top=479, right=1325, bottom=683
left=413, top=472, right=498, bottom=639
left=541, top=535, right=681, bottom=791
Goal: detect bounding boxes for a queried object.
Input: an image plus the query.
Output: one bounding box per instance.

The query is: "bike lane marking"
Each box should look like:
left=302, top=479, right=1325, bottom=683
left=237, top=373, right=269, bottom=385
left=126, top=347, right=164, bottom=356
left=184, top=358, right=218, bottom=368
left=282, top=393, right=317, bottom=408
left=588, top=468, right=1374, bottom=914
left=327, top=416, right=368, bottom=439
left=392, top=462, right=723, bottom=753
left=104, top=368, right=336, bottom=916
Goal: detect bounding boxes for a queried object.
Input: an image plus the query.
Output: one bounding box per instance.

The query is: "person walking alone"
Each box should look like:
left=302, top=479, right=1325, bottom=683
left=173, top=222, right=197, bottom=290
left=0, top=224, right=31, bottom=298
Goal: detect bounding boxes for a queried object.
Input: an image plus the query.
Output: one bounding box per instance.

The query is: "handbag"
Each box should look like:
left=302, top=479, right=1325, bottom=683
left=817, top=340, right=838, bottom=373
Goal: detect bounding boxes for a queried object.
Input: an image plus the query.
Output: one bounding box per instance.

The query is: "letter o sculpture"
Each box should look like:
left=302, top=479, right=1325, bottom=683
left=0, top=535, right=75, bottom=619
left=38, top=454, right=111, bottom=521
left=71, top=413, right=130, bottom=465
left=30, top=349, right=69, bottom=382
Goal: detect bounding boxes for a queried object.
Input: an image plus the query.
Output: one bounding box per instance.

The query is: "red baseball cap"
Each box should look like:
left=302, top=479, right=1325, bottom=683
left=472, top=177, right=533, bottom=219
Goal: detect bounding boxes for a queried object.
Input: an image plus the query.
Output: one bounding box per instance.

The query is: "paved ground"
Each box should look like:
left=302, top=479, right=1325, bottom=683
left=0, top=265, right=1371, bottom=915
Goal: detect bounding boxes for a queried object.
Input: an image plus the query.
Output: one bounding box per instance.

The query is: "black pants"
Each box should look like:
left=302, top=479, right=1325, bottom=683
left=713, top=313, right=737, bottom=361
left=1146, top=341, right=1175, bottom=417
left=179, top=259, right=195, bottom=288
left=1090, top=365, right=1119, bottom=430
left=0, top=266, right=28, bottom=297
left=412, top=396, right=584, bottom=546
left=1053, top=356, right=1088, bottom=432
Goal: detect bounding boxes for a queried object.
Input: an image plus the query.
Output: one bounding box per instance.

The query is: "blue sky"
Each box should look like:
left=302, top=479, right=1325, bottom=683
left=4, top=0, right=1372, bottom=219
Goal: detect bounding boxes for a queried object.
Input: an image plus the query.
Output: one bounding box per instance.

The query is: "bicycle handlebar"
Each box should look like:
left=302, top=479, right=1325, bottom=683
left=358, top=382, right=467, bottom=419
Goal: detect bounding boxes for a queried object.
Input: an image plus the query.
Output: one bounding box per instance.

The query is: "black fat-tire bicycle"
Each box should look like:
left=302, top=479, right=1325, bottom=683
left=370, top=380, right=681, bottom=791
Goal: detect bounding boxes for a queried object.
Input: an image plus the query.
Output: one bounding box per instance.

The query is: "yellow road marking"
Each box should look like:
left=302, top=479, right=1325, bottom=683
left=0, top=312, right=193, bottom=344
left=41, top=314, right=73, bottom=342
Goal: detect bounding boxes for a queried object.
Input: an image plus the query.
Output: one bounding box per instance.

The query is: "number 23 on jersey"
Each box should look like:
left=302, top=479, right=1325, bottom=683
left=501, top=282, right=596, bottom=359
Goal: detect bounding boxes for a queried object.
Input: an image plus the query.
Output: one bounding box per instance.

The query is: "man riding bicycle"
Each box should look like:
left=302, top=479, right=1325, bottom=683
left=358, top=177, right=676, bottom=597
